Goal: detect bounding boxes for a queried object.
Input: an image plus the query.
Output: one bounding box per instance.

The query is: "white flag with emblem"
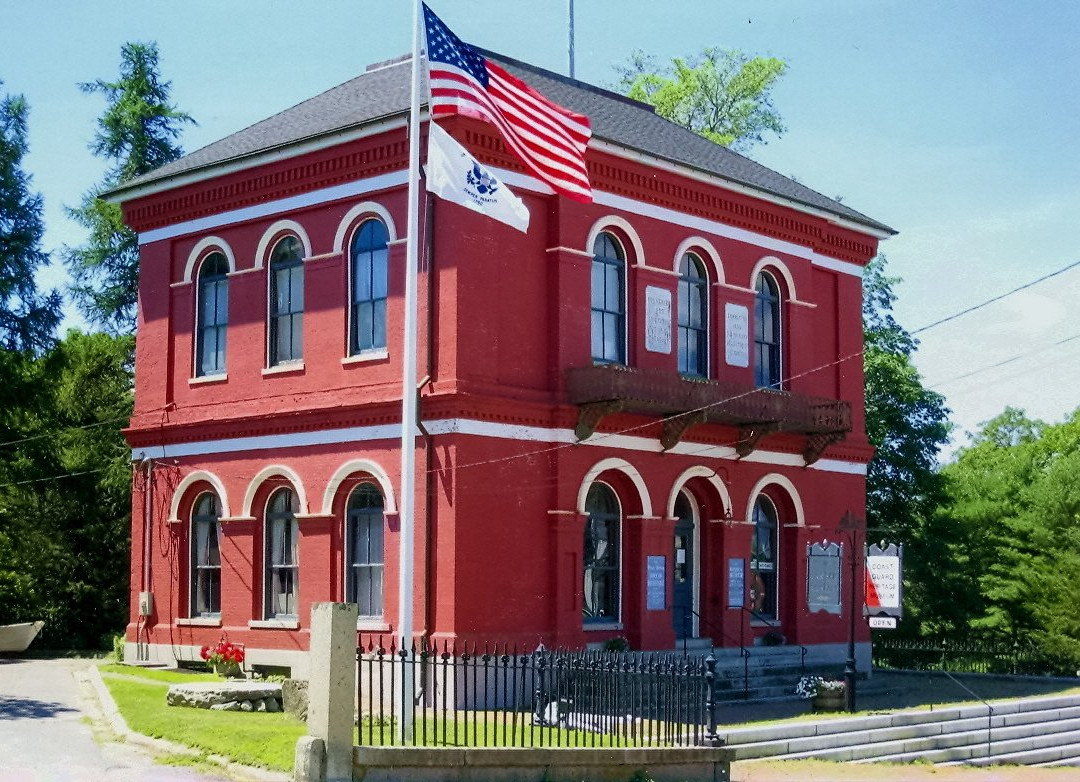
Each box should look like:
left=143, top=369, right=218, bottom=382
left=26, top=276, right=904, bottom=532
left=425, top=122, right=530, bottom=233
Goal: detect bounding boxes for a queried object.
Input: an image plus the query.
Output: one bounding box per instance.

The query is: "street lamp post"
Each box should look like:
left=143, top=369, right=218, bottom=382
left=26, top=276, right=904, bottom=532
left=839, top=511, right=863, bottom=713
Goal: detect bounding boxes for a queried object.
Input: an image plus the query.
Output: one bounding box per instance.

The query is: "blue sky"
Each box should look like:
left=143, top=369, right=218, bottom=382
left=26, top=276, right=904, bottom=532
left=4, top=1, right=1079, bottom=458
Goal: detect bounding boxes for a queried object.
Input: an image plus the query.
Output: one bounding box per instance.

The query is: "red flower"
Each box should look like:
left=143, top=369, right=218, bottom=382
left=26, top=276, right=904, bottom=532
left=199, top=645, right=211, bottom=661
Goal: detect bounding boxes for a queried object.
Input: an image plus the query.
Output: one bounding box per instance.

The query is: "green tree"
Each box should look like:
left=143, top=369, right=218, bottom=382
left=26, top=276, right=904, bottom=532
left=862, top=256, right=952, bottom=635
left=0, top=330, right=133, bottom=648
left=0, top=81, right=61, bottom=352
left=64, top=42, right=193, bottom=332
left=613, top=48, right=787, bottom=152
left=937, top=408, right=1080, bottom=671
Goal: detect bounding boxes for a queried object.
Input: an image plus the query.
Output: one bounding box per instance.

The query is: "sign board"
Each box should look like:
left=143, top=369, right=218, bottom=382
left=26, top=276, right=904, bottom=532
left=726, top=557, right=745, bottom=609
left=724, top=303, right=749, bottom=367
left=646, top=555, right=666, bottom=611
left=869, top=616, right=897, bottom=629
left=865, top=542, right=903, bottom=619
left=806, top=541, right=842, bottom=614
left=644, top=286, right=672, bottom=354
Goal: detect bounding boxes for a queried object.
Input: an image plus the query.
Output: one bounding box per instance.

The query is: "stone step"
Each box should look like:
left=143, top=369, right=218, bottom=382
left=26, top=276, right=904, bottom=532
left=717, top=694, right=1080, bottom=747
left=870, top=725, right=1080, bottom=766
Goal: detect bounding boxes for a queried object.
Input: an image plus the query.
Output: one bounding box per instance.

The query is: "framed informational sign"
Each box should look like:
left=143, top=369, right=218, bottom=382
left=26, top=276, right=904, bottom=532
left=726, top=557, right=745, bottom=609
left=646, top=555, right=666, bottom=611
left=724, top=303, right=749, bottom=367
left=806, top=541, right=842, bottom=614
left=865, top=542, right=903, bottom=620
left=644, top=286, right=672, bottom=354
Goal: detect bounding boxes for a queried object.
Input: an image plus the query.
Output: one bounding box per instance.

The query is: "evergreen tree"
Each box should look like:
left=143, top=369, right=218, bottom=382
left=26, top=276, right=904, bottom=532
left=862, top=256, right=952, bottom=635
left=63, top=42, right=193, bottom=332
left=0, top=81, right=61, bottom=352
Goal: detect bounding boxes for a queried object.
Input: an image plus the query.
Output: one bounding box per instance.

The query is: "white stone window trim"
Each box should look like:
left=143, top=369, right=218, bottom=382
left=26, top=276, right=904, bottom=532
left=177, top=617, right=222, bottom=628
left=341, top=348, right=388, bottom=365
left=261, top=362, right=305, bottom=376
left=248, top=618, right=300, bottom=630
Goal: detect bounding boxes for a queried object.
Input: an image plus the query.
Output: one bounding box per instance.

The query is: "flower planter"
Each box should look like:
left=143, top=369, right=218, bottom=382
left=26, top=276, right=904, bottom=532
left=811, top=691, right=846, bottom=712
left=212, top=660, right=243, bottom=678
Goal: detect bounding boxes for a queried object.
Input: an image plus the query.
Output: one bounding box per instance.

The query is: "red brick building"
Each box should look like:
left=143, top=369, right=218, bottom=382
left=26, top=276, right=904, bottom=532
left=113, top=54, right=892, bottom=676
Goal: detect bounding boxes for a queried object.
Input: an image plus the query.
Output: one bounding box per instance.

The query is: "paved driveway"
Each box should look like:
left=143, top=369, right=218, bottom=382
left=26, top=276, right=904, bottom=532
left=0, top=657, right=232, bottom=782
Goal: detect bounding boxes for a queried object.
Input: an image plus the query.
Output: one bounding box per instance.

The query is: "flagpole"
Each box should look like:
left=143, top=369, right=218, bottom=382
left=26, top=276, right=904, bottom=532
left=567, top=0, right=576, bottom=78
left=397, top=0, right=423, bottom=744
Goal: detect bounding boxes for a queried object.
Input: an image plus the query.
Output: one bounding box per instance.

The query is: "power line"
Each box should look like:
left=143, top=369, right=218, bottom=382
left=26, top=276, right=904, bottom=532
left=912, top=259, right=1080, bottom=336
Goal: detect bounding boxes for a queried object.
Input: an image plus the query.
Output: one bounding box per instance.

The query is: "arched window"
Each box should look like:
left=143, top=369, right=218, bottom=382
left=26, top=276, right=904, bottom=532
left=196, top=252, right=229, bottom=377
left=268, top=236, right=304, bottom=366
left=191, top=492, right=221, bottom=617
left=591, top=233, right=625, bottom=365
left=754, top=272, right=781, bottom=388
left=583, top=483, right=621, bottom=623
left=678, top=253, right=708, bottom=377
left=350, top=220, right=388, bottom=355
left=265, top=488, right=299, bottom=619
left=346, top=484, right=385, bottom=618
left=750, top=495, right=779, bottom=620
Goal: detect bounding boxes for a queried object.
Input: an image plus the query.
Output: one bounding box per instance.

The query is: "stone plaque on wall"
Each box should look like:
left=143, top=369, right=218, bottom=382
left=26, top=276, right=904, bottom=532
left=645, top=286, right=672, bottom=354
left=646, top=555, right=666, bottom=611
left=806, top=541, right=842, bottom=614
left=725, top=303, right=749, bottom=367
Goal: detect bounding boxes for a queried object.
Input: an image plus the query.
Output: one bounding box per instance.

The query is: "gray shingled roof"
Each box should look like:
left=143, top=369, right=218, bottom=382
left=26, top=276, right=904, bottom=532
left=112, top=54, right=892, bottom=234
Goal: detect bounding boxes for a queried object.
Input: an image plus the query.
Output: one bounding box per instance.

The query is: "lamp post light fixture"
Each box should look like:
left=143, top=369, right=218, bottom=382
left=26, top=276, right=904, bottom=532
left=838, top=510, right=864, bottom=713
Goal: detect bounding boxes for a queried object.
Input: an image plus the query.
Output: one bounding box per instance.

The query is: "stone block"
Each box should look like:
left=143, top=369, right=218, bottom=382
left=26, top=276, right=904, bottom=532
left=166, top=681, right=282, bottom=709
left=283, top=678, right=309, bottom=720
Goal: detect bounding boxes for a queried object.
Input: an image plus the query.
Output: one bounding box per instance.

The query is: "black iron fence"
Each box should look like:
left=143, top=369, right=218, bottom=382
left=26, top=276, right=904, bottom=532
left=873, top=636, right=1065, bottom=676
left=356, top=639, right=723, bottom=748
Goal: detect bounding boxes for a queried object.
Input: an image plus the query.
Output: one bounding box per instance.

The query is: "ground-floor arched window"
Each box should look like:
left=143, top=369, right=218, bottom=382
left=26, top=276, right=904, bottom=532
left=750, top=495, right=779, bottom=620
left=346, top=484, right=384, bottom=618
left=191, top=492, right=221, bottom=617
left=265, top=488, right=299, bottom=619
left=583, top=483, right=621, bottom=623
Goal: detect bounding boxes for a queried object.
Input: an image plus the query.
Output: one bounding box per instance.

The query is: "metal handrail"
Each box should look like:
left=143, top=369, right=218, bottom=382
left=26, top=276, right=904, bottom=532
left=938, top=665, right=995, bottom=760
left=681, top=607, right=752, bottom=700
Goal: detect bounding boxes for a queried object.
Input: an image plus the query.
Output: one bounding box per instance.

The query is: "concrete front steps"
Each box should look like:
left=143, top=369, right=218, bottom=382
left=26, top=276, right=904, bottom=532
left=716, top=694, right=1080, bottom=767
left=695, top=644, right=880, bottom=704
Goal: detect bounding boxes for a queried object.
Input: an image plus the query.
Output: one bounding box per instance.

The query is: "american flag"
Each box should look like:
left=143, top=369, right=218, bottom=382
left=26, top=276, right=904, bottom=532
left=422, top=3, right=593, bottom=204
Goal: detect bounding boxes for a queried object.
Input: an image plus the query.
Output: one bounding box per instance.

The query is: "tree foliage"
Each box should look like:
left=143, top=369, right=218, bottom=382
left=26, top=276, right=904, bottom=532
left=862, top=256, right=952, bottom=635
left=64, top=42, right=193, bottom=332
left=613, top=48, right=787, bottom=152
left=0, top=330, right=133, bottom=649
left=0, top=81, right=61, bottom=353
left=934, top=408, right=1080, bottom=671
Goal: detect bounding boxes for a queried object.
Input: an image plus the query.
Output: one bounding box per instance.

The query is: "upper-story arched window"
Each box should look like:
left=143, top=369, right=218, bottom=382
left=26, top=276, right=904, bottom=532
left=591, top=233, right=626, bottom=365
left=268, top=236, right=304, bottom=366
left=346, top=484, right=385, bottom=618
left=350, top=220, right=388, bottom=355
left=754, top=272, right=781, bottom=388
left=196, top=252, right=229, bottom=377
left=265, top=488, right=299, bottom=619
left=678, top=253, right=708, bottom=377
left=191, top=492, right=221, bottom=617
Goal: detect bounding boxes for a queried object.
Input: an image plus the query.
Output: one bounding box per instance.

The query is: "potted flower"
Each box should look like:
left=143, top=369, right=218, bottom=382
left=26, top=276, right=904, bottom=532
left=795, top=674, right=846, bottom=712
left=200, top=636, right=245, bottom=678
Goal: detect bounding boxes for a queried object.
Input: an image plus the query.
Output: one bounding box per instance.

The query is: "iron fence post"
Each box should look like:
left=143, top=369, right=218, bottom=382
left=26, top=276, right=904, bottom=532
left=533, top=644, right=547, bottom=725
left=703, top=652, right=721, bottom=746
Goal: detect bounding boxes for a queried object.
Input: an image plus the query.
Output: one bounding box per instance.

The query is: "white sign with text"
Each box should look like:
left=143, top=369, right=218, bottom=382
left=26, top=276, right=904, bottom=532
left=725, top=303, right=749, bottom=367
left=645, top=286, right=672, bottom=354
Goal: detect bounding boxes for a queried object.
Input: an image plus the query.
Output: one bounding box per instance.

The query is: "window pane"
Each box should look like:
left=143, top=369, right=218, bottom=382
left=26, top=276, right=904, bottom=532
left=290, top=313, right=303, bottom=359
left=603, top=314, right=619, bottom=360
left=372, top=299, right=386, bottom=349
left=372, top=249, right=388, bottom=299
left=690, top=285, right=704, bottom=328
left=356, top=301, right=373, bottom=350
left=678, top=282, right=689, bottom=327
left=201, top=283, right=216, bottom=323
left=591, top=262, right=604, bottom=309
left=290, top=267, right=304, bottom=312
left=605, top=266, right=621, bottom=312
left=274, top=269, right=289, bottom=313
left=355, top=255, right=372, bottom=300
left=275, top=316, right=290, bottom=362
left=590, top=311, right=603, bottom=360
left=370, top=565, right=383, bottom=616
left=216, top=281, right=229, bottom=325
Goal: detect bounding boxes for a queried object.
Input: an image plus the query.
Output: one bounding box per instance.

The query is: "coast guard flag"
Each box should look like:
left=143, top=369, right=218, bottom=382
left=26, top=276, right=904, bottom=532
left=423, top=3, right=593, bottom=203
left=426, top=122, right=530, bottom=233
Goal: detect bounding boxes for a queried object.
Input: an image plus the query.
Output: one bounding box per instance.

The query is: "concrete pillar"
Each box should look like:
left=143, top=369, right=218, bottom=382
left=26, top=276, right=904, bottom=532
left=306, top=602, right=358, bottom=782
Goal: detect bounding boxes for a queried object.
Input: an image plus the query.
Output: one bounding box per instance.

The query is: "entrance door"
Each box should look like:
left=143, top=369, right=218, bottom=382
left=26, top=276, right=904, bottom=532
left=672, top=494, right=695, bottom=639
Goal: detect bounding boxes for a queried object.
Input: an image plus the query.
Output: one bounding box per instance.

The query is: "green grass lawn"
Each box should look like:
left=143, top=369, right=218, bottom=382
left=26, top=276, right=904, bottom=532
left=100, top=667, right=306, bottom=771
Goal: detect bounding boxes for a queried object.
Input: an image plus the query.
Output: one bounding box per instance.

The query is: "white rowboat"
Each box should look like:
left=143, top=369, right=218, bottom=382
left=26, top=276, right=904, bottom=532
left=0, top=621, right=44, bottom=653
